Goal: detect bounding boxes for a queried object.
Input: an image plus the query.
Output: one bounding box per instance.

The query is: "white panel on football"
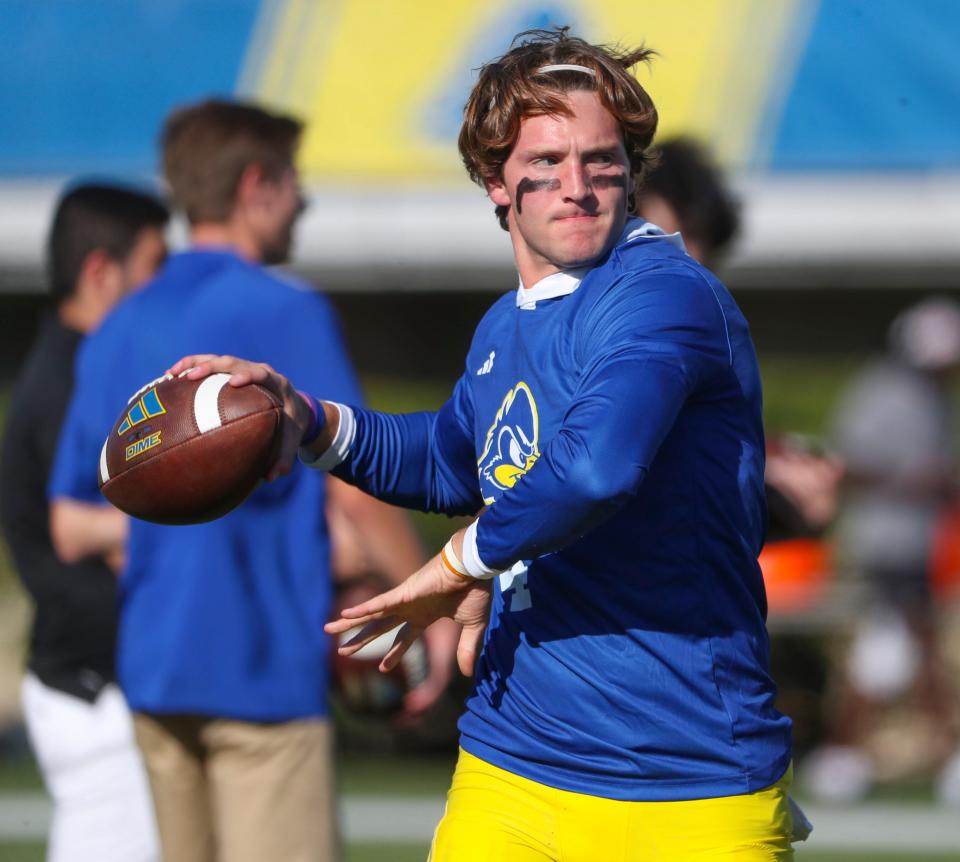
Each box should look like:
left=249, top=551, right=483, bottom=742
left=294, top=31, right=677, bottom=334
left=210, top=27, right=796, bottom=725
left=340, top=625, right=405, bottom=660
left=99, top=440, right=110, bottom=483
left=194, top=374, right=231, bottom=433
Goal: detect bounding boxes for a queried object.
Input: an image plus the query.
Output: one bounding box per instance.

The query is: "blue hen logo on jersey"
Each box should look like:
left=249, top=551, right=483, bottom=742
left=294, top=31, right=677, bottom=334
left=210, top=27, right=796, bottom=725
left=477, top=382, right=540, bottom=505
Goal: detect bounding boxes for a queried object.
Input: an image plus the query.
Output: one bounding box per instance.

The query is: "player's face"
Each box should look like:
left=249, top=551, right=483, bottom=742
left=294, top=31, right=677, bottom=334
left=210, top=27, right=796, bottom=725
left=259, top=165, right=306, bottom=265
left=486, top=90, right=633, bottom=285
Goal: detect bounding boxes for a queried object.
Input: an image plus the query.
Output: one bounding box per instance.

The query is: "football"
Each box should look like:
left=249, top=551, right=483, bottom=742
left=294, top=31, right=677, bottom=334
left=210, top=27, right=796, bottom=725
left=98, top=372, right=282, bottom=525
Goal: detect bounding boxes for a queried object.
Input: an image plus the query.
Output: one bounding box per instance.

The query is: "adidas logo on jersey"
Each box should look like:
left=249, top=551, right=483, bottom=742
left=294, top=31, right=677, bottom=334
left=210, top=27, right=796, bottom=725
left=476, top=351, right=496, bottom=376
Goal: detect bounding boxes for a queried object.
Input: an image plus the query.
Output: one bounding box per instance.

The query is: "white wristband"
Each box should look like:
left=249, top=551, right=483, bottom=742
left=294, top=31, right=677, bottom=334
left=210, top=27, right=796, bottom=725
left=299, top=402, right=356, bottom=470
left=461, top=521, right=501, bottom=580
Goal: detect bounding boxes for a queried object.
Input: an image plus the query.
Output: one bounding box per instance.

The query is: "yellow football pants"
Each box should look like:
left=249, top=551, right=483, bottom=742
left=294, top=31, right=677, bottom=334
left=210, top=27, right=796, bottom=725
left=429, top=749, right=795, bottom=862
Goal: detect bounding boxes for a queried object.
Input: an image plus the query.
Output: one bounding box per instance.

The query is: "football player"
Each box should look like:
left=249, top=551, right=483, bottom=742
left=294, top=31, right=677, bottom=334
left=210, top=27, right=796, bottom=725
left=173, top=28, right=804, bottom=861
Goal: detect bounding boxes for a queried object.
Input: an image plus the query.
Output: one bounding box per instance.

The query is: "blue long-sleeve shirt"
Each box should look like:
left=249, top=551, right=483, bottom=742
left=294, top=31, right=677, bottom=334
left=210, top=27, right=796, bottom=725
left=50, top=249, right=362, bottom=719
left=327, top=220, right=791, bottom=800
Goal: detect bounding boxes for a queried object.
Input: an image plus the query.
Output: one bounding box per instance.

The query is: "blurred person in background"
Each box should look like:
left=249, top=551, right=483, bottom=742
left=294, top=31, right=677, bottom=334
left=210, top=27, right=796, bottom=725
left=635, top=136, right=740, bottom=271
left=0, top=182, right=168, bottom=861
left=803, top=297, right=960, bottom=804
left=637, top=138, right=844, bottom=539
left=47, top=100, right=456, bottom=862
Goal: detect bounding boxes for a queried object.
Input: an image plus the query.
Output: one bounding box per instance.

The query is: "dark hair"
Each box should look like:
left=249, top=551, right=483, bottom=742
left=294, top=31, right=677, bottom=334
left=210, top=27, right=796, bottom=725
left=48, top=183, right=169, bottom=303
left=637, top=138, right=740, bottom=263
left=161, top=99, right=303, bottom=224
left=459, top=27, right=658, bottom=230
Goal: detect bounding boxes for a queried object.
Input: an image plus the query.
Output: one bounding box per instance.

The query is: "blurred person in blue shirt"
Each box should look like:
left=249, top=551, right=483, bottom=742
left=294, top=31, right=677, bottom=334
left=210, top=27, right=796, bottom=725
left=48, top=99, right=455, bottom=862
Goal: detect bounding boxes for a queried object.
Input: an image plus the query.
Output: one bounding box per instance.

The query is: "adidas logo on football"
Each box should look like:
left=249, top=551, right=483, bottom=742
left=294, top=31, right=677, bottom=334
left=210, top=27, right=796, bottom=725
left=476, top=351, right=496, bottom=376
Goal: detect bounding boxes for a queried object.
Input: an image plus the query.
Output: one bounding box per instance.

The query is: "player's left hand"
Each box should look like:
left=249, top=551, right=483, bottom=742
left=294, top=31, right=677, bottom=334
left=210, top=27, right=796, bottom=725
left=325, top=531, right=492, bottom=677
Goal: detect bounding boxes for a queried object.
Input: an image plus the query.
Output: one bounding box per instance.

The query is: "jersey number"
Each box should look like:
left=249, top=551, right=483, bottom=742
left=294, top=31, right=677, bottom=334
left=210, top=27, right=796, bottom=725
left=499, top=561, right=532, bottom=611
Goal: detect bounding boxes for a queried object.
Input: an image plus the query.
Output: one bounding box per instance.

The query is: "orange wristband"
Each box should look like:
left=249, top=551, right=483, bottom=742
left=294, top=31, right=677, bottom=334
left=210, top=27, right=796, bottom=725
left=440, top=542, right=471, bottom=581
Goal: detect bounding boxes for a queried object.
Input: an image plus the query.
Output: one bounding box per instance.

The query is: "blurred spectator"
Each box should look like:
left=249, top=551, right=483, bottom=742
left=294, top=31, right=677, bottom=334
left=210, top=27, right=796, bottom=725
left=47, top=101, right=456, bottom=862
left=636, top=136, right=740, bottom=269
left=804, top=298, right=960, bottom=803
left=764, top=436, right=844, bottom=542
left=0, top=183, right=168, bottom=861
left=638, top=139, right=844, bottom=539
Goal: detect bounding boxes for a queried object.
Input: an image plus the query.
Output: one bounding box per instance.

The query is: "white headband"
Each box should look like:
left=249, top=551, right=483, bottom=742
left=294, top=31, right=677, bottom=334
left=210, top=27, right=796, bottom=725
left=487, top=63, right=597, bottom=110
left=536, top=64, right=596, bottom=76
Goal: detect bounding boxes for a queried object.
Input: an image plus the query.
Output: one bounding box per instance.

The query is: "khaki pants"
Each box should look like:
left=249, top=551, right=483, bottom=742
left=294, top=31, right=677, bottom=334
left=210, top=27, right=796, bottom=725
left=134, top=713, right=336, bottom=862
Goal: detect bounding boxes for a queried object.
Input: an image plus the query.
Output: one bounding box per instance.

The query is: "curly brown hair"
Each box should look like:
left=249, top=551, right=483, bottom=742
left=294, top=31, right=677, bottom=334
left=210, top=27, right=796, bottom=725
left=458, top=28, right=658, bottom=231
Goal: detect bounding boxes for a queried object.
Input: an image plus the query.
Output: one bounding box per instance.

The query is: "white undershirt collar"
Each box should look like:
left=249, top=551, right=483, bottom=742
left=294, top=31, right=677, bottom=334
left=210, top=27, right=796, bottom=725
left=515, top=218, right=685, bottom=310
left=516, top=268, right=588, bottom=310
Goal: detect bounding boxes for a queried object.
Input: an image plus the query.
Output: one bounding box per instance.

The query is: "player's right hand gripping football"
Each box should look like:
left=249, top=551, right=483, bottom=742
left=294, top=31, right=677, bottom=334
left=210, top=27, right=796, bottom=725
left=168, top=354, right=324, bottom=482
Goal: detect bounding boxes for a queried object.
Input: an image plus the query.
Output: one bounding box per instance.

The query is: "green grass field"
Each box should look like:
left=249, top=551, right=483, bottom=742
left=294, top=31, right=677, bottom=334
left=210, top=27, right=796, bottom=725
left=0, top=843, right=446, bottom=862
left=1, top=834, right=956, bottom=860
left=343, top=850, right=960, bottom=862
left=1, top=753, right=956, bottom=860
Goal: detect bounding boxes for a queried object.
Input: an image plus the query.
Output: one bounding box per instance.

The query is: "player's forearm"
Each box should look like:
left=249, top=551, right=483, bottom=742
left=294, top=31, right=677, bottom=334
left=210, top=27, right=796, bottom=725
left=303, top=404, right=481, bottom=516
left=49, top=498, right=128, bottom=565
left=334, top=408, right=444, bottom=510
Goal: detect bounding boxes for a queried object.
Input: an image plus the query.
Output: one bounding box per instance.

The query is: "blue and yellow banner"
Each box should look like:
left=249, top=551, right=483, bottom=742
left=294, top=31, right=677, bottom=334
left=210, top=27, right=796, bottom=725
left=0, top=0, right=957, bottom=179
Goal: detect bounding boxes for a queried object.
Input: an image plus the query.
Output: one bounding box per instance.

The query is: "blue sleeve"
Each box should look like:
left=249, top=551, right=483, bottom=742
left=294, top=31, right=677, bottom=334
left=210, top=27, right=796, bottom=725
left=475, top=269, right=729, bottom=569
left=48, top=340, right=112, bottom=505
left=332, top=373, right=483, bottom=515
